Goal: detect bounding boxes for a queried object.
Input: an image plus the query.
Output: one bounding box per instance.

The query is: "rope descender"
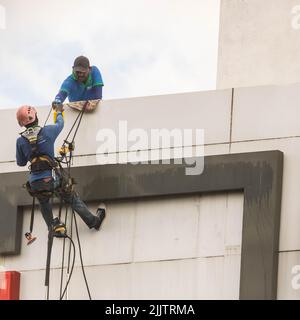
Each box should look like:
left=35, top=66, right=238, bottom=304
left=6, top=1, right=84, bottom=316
left=58, top=140, right=75, bottom=157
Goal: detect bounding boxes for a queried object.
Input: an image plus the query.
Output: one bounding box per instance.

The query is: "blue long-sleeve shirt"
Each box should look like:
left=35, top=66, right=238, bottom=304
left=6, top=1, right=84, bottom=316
left=55, top=66, right=103, bottom=103
left=16, top=113, right=64, bottom=183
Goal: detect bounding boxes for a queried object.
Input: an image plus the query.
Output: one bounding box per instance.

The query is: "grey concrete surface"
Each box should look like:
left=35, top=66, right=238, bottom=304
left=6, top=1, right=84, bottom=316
left=217, top=0, right=300, bottom=89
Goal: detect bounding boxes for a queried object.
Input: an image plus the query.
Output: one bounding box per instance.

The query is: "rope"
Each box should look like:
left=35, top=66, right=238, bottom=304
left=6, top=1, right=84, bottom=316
left=59, top=205, right=69, bottom=299
left=60, top=202, right=74, bottom=300
left=73, top=210, right=92, bottom=300
left=70, top=101, right=88, bottom=144
left=67, top=208, right=74, bottom=275
left=55, top=101, right=88, bottom=182
left=43, top=105, right=53, bottom=127
left=60, top=235, right=76, bottom=300
left=45, top=230, right=54, bottom=300
left=64, top=100, right=89, bottom=145
left=40, top=101, right=92, bottom=300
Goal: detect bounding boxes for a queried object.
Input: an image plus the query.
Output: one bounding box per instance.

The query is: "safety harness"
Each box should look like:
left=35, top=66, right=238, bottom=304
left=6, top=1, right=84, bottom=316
left=21, top=126, right=58, bottom=174
left=20, top=126, right=58, bottom=202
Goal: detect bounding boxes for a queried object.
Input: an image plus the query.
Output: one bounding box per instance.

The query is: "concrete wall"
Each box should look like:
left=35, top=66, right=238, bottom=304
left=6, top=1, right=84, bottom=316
left=7, top=194, right=242, bottom=300
left=229, top=84, right=300, bottom=299
left=0, top=91, right=243, bottom=299
left=217, top=0, right=300, bottom=89
left=0, top=90, right=232, bottom=172
left=1, top=85, right=300, bottom=299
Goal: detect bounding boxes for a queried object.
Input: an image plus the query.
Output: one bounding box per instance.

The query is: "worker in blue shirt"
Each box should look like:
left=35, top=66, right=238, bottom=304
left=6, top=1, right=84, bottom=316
left=53, top=56, right=104, bottom=106
left=16, top=105, right=106, bottom=235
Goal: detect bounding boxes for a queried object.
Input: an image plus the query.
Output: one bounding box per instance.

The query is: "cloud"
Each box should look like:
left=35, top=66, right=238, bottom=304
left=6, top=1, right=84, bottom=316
left=0, top=0, right=220, bottom=109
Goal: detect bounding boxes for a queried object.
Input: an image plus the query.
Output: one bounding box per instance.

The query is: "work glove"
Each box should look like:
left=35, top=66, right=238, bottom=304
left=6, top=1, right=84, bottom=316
left=52, top=100, right=64, bottom=112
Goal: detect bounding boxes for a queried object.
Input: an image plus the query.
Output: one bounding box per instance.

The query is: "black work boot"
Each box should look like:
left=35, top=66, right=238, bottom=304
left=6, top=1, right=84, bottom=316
left=52, top=217, right=67, bottom=238
left=93, top=203, right=106, bottom=231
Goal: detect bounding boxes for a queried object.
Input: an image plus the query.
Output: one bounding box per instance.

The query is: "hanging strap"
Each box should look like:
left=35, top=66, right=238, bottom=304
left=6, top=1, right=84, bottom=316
left=45, top=230, right=54, bottom=300
left=29, top=197, right=36, bottom=234
left=24, top=196, right=37, bottom=245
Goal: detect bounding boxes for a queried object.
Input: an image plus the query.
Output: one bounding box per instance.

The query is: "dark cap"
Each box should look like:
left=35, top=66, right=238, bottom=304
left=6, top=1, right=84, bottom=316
left=73, top=56, right=90, bottom=72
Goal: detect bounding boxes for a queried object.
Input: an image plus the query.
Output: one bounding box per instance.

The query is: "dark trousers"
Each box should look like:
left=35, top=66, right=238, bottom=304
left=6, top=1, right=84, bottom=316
left=30, top=178, right=97, bottom=230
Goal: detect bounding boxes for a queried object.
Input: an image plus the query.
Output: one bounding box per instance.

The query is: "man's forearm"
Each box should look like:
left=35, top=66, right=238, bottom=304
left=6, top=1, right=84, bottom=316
left=55, top=90, right=68, bottom=103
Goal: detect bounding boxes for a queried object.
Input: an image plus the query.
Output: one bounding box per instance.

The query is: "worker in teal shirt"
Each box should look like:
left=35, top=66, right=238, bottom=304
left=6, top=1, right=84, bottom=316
left=53, top=56, right=104, bottom=105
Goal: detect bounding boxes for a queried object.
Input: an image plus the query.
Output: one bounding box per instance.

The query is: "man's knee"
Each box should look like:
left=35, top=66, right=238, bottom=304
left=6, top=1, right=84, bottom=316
left=61, top=189, right=75, bottom=204
left=37, top=196, right=49, bottom=204
left=36, top=191, right=53, bottom=203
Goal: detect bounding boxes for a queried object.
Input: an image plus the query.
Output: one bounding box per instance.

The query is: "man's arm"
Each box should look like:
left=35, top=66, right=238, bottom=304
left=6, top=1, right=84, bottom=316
left=88, top=85, right=102, bottom=100
left=53, top=78, right=71, bottom=104
left=54, top=90, right=68, bottom=104
left=16, top=140, right=27, bottom=166
left=88, top=66, right=103, bottom=100
left=52, top=112, right=64, bottom=139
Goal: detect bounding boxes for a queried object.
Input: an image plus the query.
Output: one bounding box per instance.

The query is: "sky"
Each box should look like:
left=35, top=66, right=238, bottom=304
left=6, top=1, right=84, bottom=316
left=0, top=0, right=220, bottom=109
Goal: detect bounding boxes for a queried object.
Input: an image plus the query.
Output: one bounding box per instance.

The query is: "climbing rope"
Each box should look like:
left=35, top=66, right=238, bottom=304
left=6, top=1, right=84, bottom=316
left=27, top=101, right=92, bottom=300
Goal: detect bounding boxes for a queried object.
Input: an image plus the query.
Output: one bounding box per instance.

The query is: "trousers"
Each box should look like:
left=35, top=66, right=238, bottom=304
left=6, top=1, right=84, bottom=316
left=30, top=178, right=98, bottom=230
